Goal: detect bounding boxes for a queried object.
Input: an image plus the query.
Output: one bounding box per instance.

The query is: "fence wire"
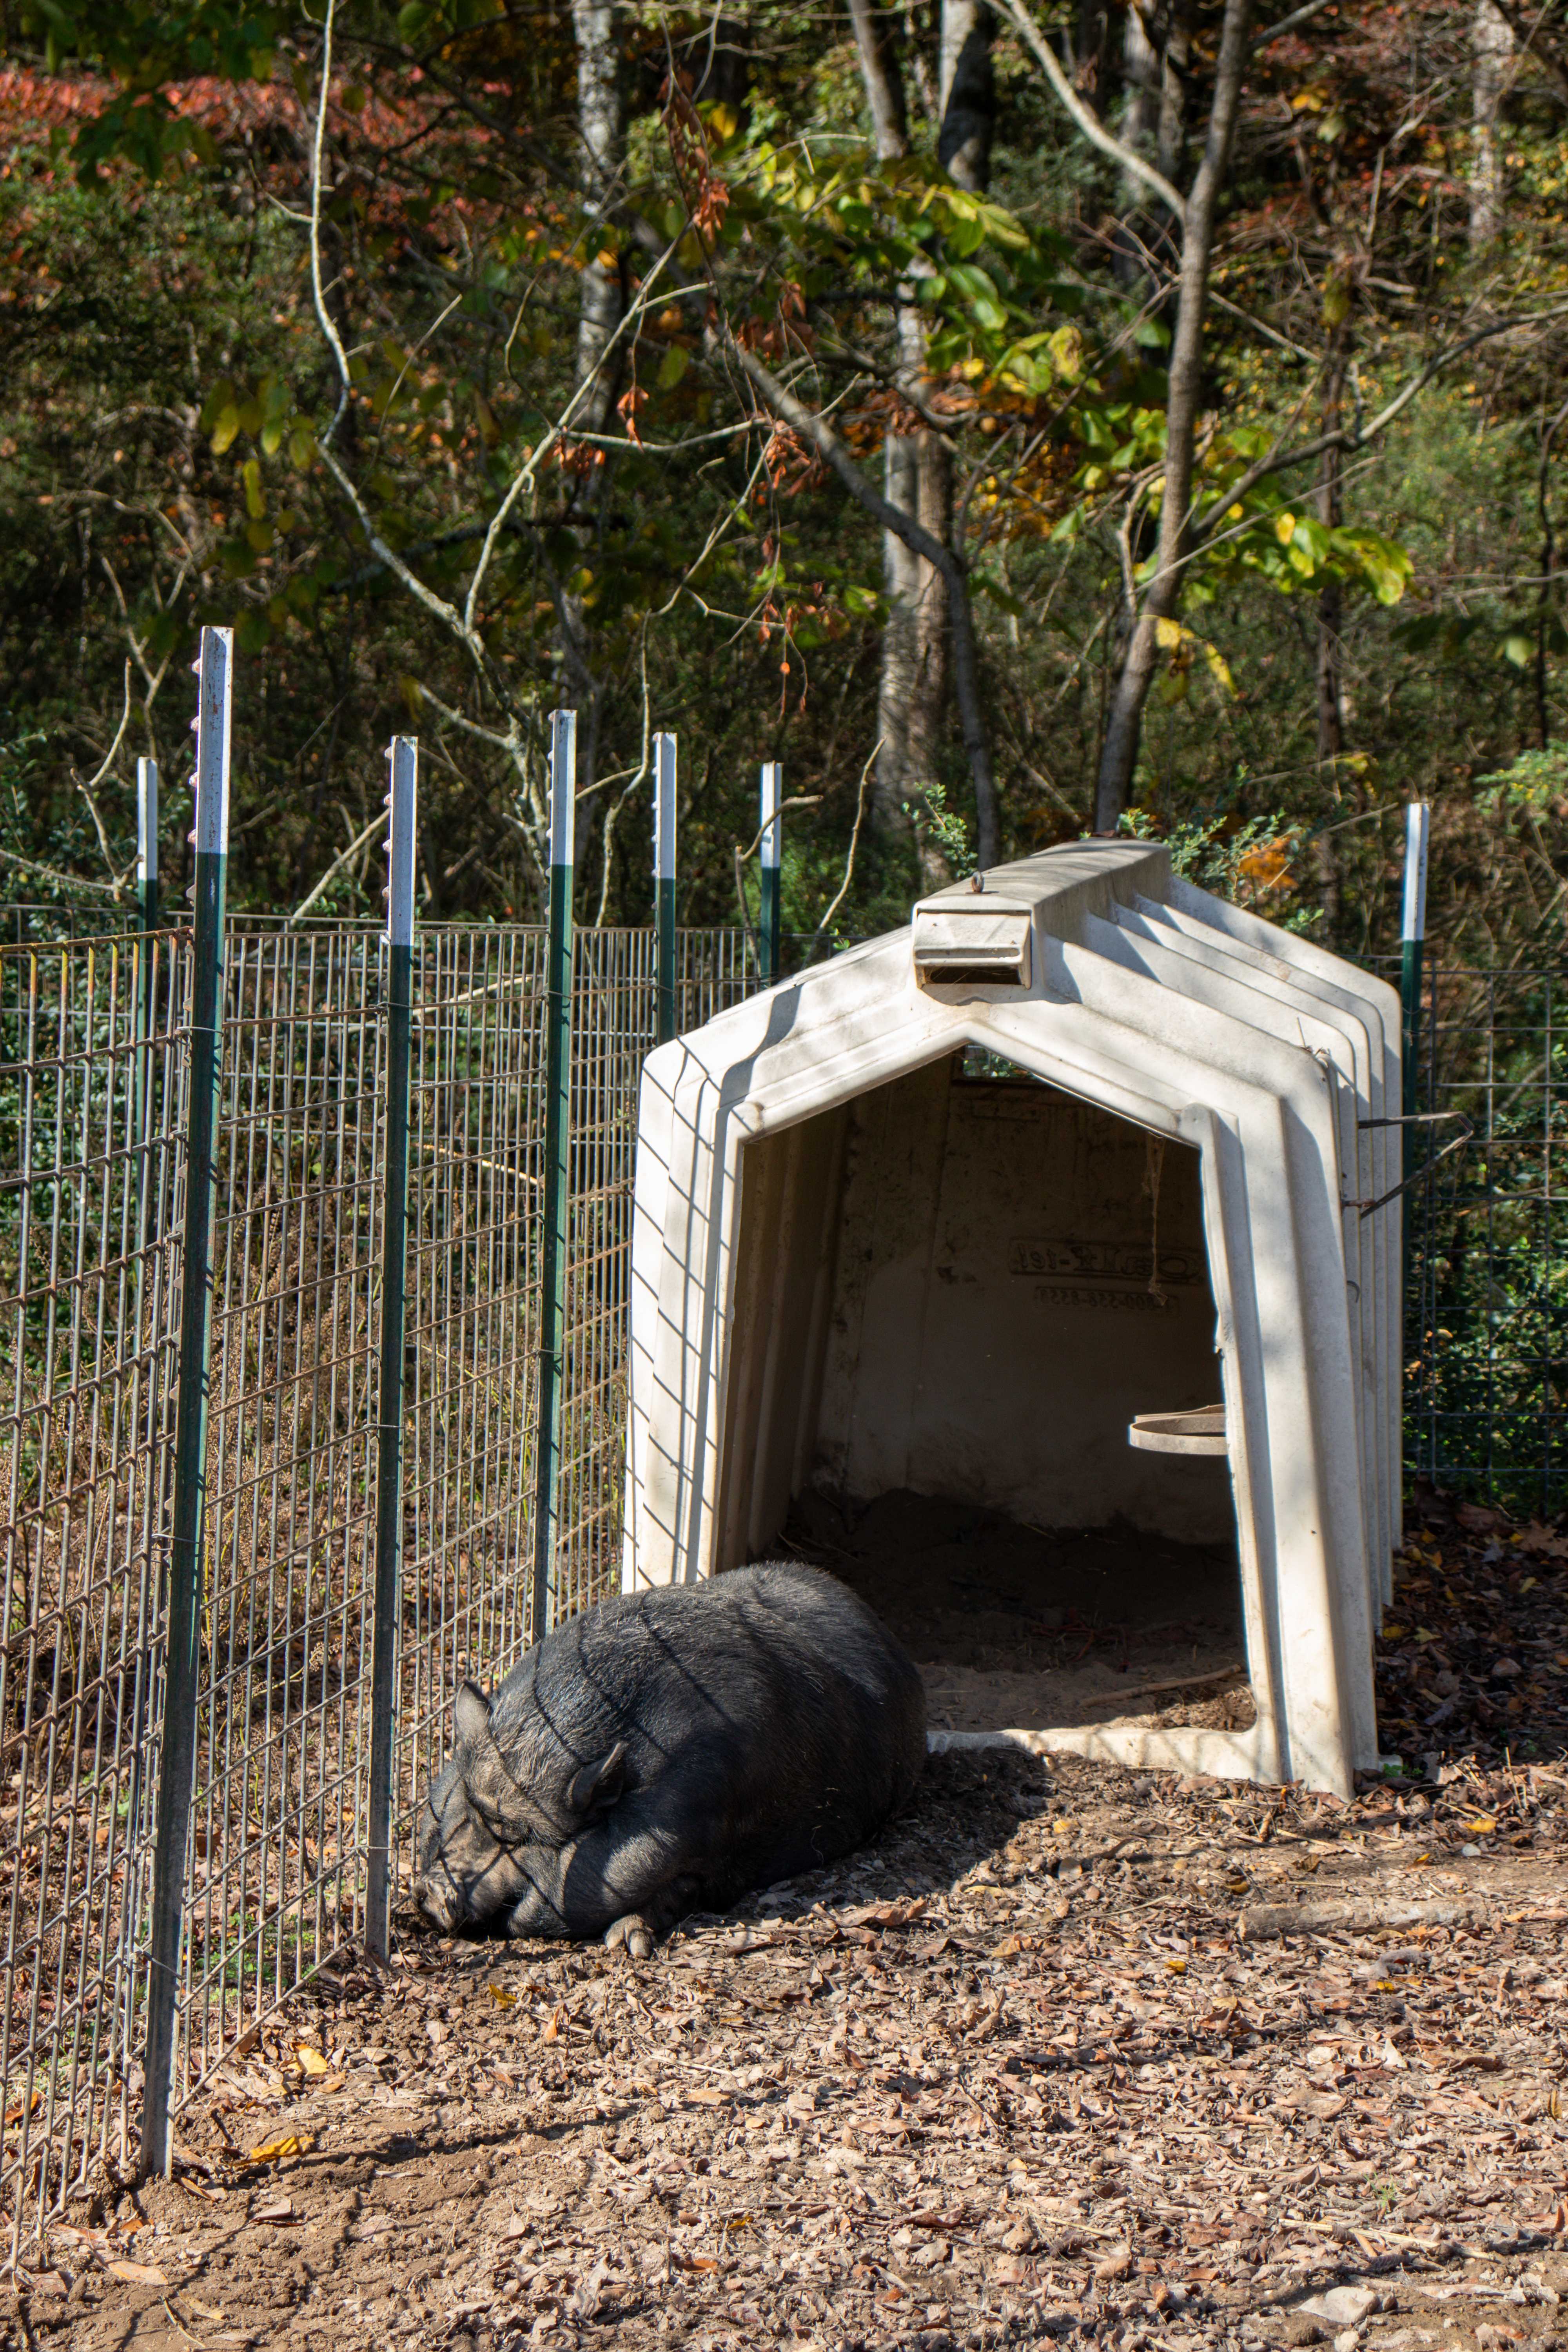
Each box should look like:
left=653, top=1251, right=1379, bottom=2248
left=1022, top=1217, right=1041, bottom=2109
left=1399, top=962, right=1568, bottom=1515
left=0, top=916, right=761, bottom=2252
left=11, top=918, right=1556, bottom=2254
left=0, top=931, right=188, bottom=2244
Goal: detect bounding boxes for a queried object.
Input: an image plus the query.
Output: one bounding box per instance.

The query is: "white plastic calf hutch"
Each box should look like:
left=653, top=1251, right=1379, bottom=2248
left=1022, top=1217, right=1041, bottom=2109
left=622, top=841, right=1401, bottom=1798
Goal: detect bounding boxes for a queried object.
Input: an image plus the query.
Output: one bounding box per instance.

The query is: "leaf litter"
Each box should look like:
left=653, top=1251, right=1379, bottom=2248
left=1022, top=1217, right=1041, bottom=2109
left=12, top=1494, right=1568, bottom=2352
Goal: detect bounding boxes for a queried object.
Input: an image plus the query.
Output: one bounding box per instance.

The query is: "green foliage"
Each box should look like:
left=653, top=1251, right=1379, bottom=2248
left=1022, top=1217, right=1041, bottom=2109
left=907, top=777, right=973, bottom=878
left=1475, top=744, right=1568, bottom=813
left=0, top=0, right=1565, bottom=962
left=1118, top=801, right=1320, bottom=933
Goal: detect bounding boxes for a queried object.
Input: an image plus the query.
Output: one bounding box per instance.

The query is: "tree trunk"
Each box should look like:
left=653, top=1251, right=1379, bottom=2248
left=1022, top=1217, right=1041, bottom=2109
left=876, top=430, right=920, bottom=831
left=1313, top=340, right=1347, bottom=935
left=1093, top=0, right=1254, bottom=835
left=1075, top=0, right=1111, bottom=116
left=1114, top=0, right=1187, bottom=295
left=938, top=0, right=996, bottom=189
left=1157, top=0, right=1191, bottom=188
left=849, top=0, right=921, bottom=845
left=851, top=0, right=999, bottom=870
left=848, top=0, right=909, bottom=156
left=1469, top=0, right=1514, bottom=251
left=1112, top=2, right=1161, bottom=288
left=1537, top=394, right=1568, bottom=747
left=681, top=12, right=751, bottom=123
left=560, top=0, right=624, bottom=849
left=907, top=426, right=953, bottom=803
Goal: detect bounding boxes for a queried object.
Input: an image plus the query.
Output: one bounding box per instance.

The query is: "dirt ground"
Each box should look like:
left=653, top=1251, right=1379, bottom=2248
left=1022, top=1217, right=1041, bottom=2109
left=11, top=1484, right=1568, bottom=2352
left=784, top=1490, right=1254, bottom=1736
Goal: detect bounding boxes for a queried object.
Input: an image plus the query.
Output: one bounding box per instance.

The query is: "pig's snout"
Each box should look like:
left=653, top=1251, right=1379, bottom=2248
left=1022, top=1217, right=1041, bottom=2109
left=414, top=1868, right=467, bottom=1932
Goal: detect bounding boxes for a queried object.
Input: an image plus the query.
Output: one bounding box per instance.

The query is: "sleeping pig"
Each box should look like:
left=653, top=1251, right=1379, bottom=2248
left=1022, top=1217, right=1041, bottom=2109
left=415, top=1560, right=926, bottom=1956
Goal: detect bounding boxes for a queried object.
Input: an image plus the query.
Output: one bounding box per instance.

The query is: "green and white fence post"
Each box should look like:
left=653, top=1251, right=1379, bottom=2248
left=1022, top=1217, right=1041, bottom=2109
left=759, top=760, right=782, bottom=985
left=531, top=711, right=575, bottom=1644
left=1401, top=800, right=1430, bottom=1152
left=137, top=753, right=160, bottom=975
left=366, top=736, right=417, bottom=1965
left=141, top=628, right=232, bottom=2180
left=654, top=731, right=677, bottom=1045
left=134, top=756, right=160, bottom=1235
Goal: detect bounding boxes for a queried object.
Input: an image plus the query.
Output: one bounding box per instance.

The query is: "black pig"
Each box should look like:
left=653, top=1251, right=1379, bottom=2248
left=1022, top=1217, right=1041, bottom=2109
left=416, top=1561, right=925, bottom=1955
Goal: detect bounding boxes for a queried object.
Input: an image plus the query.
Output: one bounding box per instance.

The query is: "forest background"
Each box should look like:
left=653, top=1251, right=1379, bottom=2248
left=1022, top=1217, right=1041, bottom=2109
left=2, top=0, right=1567, bottom=960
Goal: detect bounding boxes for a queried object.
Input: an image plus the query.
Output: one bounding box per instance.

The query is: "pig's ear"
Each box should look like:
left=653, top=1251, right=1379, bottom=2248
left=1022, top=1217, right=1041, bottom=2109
left=566, top=1740, right=629, bottom=1818
left=453, top=1680, right=493, bottom=1748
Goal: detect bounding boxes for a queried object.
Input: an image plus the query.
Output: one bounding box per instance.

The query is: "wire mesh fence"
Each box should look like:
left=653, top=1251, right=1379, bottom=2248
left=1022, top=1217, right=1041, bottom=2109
left=1398, top=962, right=1568, bottom=1516
left=0, top=927, right=188, bottom=2244
left=2, top=910, right=1562, bottom=2256
left=0, top=913, right=761, bottom=2256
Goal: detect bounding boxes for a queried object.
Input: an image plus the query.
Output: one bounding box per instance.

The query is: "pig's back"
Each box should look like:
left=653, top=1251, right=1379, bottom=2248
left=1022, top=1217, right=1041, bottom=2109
left=492, top=1562, right=925, bottom=1861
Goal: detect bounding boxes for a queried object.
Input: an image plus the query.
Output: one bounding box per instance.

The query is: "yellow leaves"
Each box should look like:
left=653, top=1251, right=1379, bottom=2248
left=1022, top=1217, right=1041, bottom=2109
left=1165, top=1958, right=1188, bottom=1975
left=1155, top=616, right=1235, bottom=701
left=1274, top=512, right=1296, bottom=544
left=241, top=459, right=266, bottom=521
left=489, top=1982, right=520, bottom=2009
left=1047, top=323, right=1083, bottom=381
left=245, top=2132, right=314, bottom=2165
left=294, top=2044, right=329, bottom=2077
left=1236, top=837, right=1293, bottom=895
left=1465, top=1817, right=1498, bottom=1835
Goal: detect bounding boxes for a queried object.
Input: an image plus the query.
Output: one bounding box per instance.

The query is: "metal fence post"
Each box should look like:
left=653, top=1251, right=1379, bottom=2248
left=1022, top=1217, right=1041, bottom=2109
left=531, top=711, right=575, bottom=1643
left=1401, top=801, right=1430, bottom=1149
left=134, top=757, right=160, bottom=1245
left=140, top=629, right=232, bottom=2180
left=654, top=731, right=677, bottom=1045
left=366, top=737, right=417, bottom=1964
left=759, top=761, right=782, bottom=984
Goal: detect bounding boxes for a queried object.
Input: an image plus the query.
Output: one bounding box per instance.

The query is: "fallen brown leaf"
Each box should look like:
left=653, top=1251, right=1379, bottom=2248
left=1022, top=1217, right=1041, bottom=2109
left=244, top=2133, right=313, bottom=2165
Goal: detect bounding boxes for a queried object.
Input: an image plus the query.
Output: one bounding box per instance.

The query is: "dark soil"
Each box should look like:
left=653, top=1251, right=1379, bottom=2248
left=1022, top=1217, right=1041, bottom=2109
left=785, top=1488, right=1253, bottom=1734
left=12, top=1495, right=1568, bottom=2352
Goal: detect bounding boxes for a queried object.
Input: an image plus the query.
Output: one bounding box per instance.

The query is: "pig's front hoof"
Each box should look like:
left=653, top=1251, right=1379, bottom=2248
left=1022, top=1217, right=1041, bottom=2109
left=605, top=1912, right=655, bottom=1960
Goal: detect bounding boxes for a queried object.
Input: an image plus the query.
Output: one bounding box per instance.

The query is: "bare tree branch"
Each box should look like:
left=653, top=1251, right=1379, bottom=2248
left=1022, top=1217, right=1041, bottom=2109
left=289, top=808, right=388, bottom=926
left=992, top=0, right=1187, bottom=221
left=1192, top=305, right=1568, bottom=543
left=809, top=739, right=878, bottom=956
left=715, top=328, right=1000, bottom=865
left=309, top=0, right=352, bottom=447
left=0, top=848, right=126, bottom=898
left=1255, top=0, right=1339, bottom=44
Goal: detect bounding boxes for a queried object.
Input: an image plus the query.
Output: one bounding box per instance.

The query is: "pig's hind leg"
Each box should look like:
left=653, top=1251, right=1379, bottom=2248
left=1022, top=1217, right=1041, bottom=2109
left=601, top=1864, right=704, bottom=1960
left=503, top=1820, right=700, bottom=1953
